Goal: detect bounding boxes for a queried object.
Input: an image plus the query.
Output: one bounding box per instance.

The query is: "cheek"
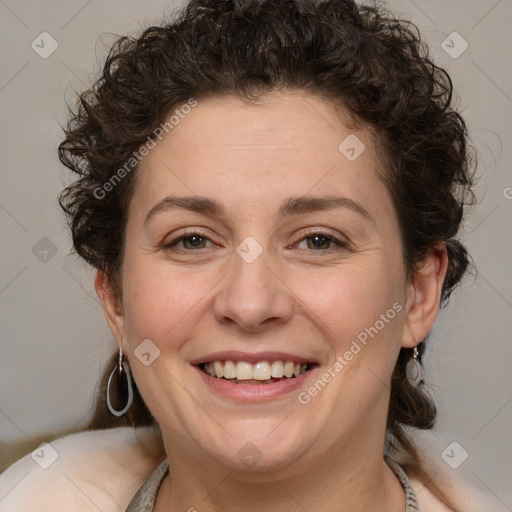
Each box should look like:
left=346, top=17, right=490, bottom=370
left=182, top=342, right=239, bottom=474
left=298, top=260, right=404, bottom=349
left=120, top=258, right=209, bottom=349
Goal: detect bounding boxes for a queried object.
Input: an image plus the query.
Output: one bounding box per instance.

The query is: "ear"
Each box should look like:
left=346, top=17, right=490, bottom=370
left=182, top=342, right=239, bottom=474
left=402, top=243, right=449, bottom=348
left=94, top=269, right=126, bottom=345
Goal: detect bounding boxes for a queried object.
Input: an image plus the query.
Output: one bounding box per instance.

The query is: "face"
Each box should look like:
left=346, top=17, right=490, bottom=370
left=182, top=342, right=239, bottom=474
left=97, top=91, right=445, bottom=474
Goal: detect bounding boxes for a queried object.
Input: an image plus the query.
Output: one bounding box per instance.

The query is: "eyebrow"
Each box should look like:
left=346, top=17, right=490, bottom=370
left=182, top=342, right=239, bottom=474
left=144, top=194, right=373, bottom=226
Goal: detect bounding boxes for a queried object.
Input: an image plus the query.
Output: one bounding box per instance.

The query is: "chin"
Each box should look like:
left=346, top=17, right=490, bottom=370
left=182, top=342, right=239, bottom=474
left=195, top=418, right=318, bottom=473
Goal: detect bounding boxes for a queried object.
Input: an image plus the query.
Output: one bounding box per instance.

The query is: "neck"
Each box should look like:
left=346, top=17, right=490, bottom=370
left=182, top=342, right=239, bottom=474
left=155, top=432, right=405, bottom=512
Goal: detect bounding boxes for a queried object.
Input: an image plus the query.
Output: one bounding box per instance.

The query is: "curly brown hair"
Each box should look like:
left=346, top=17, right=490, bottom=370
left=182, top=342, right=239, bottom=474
left=58, top=0, right=475, bottom=500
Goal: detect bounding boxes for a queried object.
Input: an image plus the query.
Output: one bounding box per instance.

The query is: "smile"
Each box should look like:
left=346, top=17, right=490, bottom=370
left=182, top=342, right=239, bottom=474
left=191, top=351, right=319, bottom=400
left=200, top=360, right=312, bottom=384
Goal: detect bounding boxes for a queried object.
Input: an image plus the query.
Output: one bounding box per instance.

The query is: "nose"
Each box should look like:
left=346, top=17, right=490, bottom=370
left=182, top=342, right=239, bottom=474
left=213, top=244, right=294, bottom=333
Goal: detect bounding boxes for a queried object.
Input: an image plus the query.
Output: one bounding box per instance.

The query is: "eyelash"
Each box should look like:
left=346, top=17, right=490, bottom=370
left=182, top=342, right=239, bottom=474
left=162, top=229, right=348, bottom=254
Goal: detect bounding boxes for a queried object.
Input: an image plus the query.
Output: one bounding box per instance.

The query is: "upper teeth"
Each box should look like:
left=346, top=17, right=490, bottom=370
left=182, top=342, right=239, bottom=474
left=202, top=361, right=309, bottom=380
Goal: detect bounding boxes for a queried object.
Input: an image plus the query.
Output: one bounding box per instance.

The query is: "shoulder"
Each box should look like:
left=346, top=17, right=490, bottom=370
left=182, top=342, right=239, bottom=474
left=403, top=452, right=507, bottom=512
left=388, top=429, right=510, bottom=512
left=0, top=426, right=165, bottom=512
left=408, top=471, right=505, bottom=512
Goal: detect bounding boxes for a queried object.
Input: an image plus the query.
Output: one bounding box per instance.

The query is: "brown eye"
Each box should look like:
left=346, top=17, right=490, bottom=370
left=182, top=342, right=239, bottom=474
left=181, top=234, right=208, bottom=249
left=306, top=234, right=333, bottom=250
left=295, top=231, right=347, bottom=252
left=162, top=231, right=215, bottom=252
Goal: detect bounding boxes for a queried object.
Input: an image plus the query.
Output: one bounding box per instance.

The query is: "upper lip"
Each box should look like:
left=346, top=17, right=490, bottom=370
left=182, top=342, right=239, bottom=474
left=189, top=350, right=319, bottom=365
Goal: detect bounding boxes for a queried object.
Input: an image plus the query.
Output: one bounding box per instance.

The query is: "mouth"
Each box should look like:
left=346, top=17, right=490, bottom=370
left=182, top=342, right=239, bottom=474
left=197, top=360, right=317, bottom=385
left=191, top=351, right=320, bottom=401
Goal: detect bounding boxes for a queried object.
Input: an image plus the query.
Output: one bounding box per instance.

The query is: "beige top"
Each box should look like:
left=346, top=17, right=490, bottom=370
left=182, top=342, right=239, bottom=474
left=0, top=427, right=501, bottom=511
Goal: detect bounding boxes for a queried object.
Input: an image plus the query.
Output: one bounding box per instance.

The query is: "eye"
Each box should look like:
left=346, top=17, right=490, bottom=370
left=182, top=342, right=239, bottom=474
left=294, top=231, right=348, bottom=252
left=162, top=231, right=216, bottom=251
left=161, top=229, right=348, bottom=254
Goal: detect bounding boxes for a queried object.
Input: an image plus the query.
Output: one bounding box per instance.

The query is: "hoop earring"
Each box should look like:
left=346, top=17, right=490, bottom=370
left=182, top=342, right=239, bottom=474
left=106, top=347, right=134, bottom=417
left=406, top=345, right=422, bottom=386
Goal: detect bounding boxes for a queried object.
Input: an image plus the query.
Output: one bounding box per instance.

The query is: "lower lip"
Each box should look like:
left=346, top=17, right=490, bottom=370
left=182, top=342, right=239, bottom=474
left=193, top=365, right=315, bottom=401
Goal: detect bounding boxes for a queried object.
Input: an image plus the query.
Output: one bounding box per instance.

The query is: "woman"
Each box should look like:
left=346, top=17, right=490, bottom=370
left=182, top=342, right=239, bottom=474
left=0, top=0, right=497, bottom=510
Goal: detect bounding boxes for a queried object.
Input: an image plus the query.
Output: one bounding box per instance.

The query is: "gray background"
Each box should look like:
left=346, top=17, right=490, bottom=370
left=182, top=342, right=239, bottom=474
left=0, top=0, right=511, bottom=507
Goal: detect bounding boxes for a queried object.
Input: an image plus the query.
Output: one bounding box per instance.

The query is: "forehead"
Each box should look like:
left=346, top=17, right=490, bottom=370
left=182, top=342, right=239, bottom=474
left=130, top=92, right=392, bottom=224
left=154, top=92, right=369, bottom=162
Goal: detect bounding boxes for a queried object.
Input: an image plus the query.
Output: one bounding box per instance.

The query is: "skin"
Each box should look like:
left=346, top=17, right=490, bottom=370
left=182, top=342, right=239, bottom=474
left=95, top=91, right=448, bottom=511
